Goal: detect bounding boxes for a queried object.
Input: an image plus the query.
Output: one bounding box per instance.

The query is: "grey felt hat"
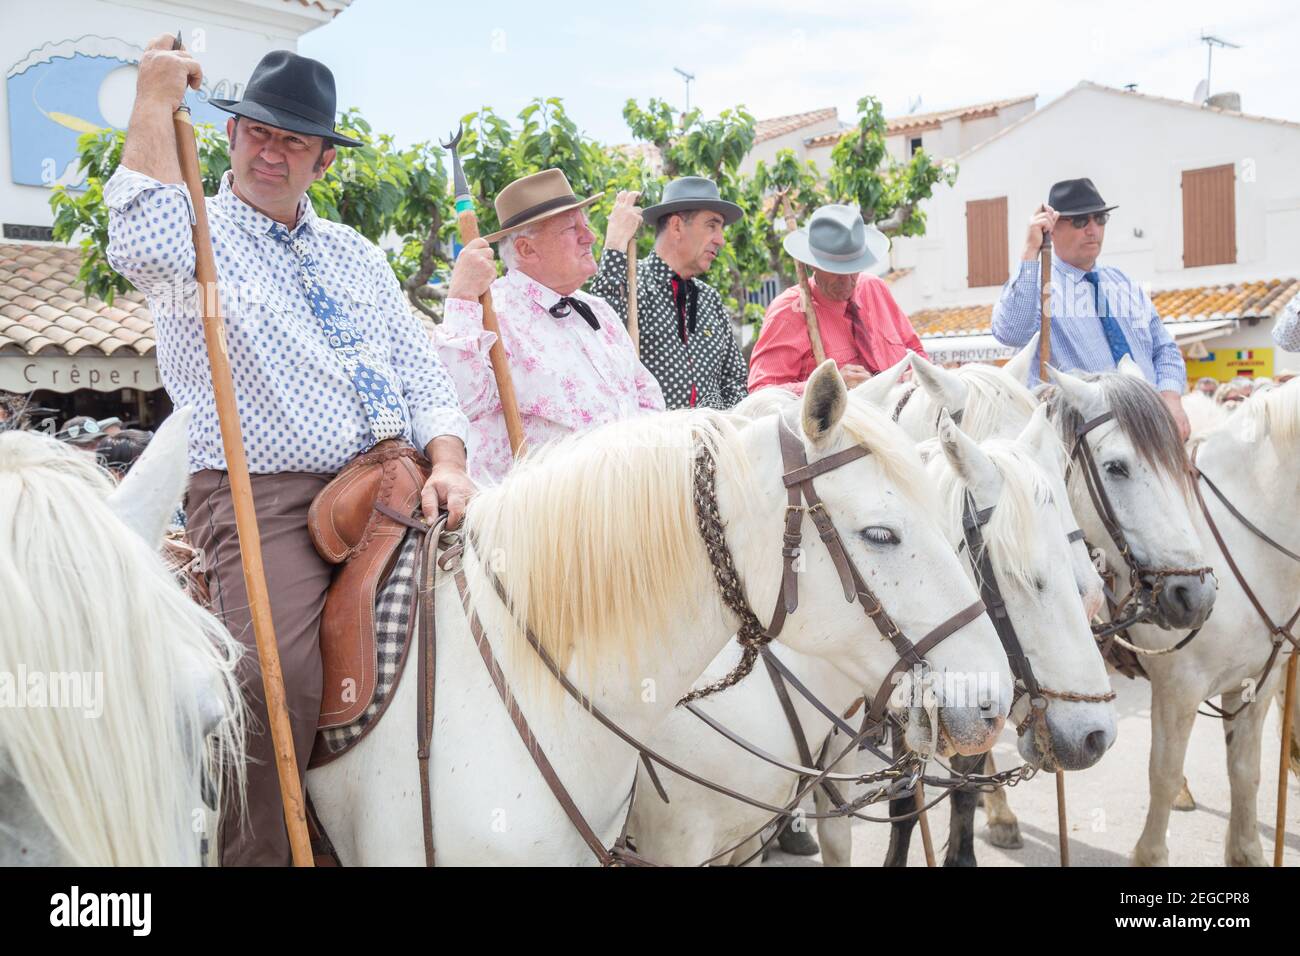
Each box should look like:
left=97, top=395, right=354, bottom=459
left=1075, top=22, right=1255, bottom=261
left=641, top=176, right=743, bottom=227
left=782, top=203, right=890, bottom=274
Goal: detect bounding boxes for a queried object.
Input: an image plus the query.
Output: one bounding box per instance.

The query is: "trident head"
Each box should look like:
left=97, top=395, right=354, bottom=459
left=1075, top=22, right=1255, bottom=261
left=440, top=124, right=472, bottom=206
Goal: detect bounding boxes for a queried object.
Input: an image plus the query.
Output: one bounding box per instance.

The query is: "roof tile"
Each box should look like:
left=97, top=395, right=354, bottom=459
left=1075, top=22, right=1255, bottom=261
left=913, top=277, right=1300, bottom=338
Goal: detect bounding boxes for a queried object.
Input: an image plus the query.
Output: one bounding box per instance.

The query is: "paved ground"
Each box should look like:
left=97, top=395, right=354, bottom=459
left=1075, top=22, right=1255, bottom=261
left=768, top=672, right=1300, bottom=867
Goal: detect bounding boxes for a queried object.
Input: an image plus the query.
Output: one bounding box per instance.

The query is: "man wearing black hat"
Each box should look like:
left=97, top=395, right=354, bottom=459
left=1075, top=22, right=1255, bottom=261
left=105, top=36, right=474, bottom=865
left=991, top=178, right=1190, bottom=438
left=588, top=177, right=749, bottom=410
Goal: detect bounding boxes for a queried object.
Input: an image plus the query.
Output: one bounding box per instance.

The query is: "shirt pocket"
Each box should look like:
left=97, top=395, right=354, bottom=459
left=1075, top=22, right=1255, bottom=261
left=1121, top=316, right=1153, bottom=359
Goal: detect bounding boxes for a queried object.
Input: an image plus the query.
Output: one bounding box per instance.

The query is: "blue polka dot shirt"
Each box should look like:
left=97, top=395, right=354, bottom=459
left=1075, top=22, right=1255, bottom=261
left=105, top=167, right=469, bottom=474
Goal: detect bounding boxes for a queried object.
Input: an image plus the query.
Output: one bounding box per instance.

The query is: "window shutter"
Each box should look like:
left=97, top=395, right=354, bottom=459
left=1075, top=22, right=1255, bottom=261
left=1182, top=164, right=1236, bottom=267
left=966, top=196, right=1009, bottom=288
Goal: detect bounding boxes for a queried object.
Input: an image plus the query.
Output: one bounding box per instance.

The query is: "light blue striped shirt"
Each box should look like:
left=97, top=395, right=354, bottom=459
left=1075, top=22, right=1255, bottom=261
left=1273, top=289, right=1300, bottom=352
left=991, top=256, right=1187, bottom=392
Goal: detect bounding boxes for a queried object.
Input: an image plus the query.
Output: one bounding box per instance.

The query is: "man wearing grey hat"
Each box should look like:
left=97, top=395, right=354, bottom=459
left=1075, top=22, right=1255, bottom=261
left=589, top=177, right=750, bottom=409
left=749, top=204, right=926, bottom=394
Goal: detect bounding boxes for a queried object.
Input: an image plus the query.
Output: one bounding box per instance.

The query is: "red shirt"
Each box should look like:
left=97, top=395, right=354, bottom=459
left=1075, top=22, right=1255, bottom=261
left=748, top=273, right=928, bottom=395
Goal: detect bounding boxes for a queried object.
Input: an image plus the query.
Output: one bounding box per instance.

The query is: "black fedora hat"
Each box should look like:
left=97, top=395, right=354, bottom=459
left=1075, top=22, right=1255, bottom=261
left=1048, top=178, right=1117, bottom=217
left=210, top=50, right=362, bottom=147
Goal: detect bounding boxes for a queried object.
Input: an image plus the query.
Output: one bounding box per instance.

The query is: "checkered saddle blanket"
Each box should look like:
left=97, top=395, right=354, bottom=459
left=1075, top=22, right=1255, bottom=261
left=314, top=531, right=421, bottom=760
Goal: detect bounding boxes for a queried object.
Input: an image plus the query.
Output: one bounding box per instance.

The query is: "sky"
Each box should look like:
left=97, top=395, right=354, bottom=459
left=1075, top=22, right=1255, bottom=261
left=300, top=0, right=1299, bottom=149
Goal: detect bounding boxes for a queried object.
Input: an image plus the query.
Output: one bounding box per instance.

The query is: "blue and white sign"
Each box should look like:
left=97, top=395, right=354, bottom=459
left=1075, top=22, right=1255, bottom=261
left=6, top=34, right=237, bottom=189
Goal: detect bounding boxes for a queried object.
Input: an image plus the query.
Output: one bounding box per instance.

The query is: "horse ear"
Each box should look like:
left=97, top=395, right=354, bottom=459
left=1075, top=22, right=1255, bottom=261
left=1016, top=403, right=1063, bottom=474
left=107, top=406, right=193, bottom=548
left=850, top=353, right=910, bottom=409
left=1117, top=354, right=1145, bottom=380
left=937, top=408, right=1001, bottom=503
left=1047, top=366, right=1106, bottom=419
left=801, top=360, right=848, bottom=444
left=1002, top=333, right=1038, bottom=386
left=909, top=352, right=968, bottom=418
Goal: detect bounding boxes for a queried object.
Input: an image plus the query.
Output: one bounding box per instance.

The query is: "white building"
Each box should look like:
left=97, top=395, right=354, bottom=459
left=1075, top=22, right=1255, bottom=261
left=741, top=95, right=1036, bottom=177
left=0, top=0, right=350, bottom=424
left=888, top=82, right=1300, bottom=378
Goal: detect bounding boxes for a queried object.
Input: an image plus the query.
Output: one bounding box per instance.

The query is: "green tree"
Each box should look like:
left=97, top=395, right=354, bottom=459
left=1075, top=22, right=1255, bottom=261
left=50, top=109, right=458, bottom=318
left=828, top=95, right=957, bottom=237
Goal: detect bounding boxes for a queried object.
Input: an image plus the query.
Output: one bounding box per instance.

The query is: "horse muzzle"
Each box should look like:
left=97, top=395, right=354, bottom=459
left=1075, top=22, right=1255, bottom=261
left=1151, top=570, right=1217, bottom=629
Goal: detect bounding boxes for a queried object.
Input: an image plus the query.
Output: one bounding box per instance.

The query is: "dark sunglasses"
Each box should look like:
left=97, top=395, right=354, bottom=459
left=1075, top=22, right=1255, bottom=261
left=1066, top=211, right=1110, bottom=229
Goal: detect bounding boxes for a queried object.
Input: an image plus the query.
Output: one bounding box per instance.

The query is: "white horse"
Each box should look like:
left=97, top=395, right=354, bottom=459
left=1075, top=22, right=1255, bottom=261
left=1127, top=381, right=1300, bottom=866
left=626, top=401, right=1115, bottom=866
left=0, top=409, right=245, bottom=865
left=307, top=362, right=1013, bottom=865
left=881, top=347, right=1218, bottom=859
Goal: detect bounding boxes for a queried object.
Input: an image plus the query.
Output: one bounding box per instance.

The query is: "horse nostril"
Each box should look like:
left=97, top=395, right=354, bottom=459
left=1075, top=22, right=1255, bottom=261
left=1172, top=584, right=1193, bottom=612
left=1084, top=729, right=1108, bottom=761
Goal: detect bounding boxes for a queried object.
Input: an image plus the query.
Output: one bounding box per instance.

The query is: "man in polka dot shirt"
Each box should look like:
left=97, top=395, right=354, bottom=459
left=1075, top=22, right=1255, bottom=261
left=589, top=177, right=749, bottom=410
left=104, top=37, right=473, bottom=866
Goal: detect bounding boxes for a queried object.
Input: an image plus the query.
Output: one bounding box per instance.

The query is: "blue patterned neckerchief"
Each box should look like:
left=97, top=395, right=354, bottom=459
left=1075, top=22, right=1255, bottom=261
left=1083, top=270, right=1133, bottom=364
left=270, top=223, right=405, bottom=445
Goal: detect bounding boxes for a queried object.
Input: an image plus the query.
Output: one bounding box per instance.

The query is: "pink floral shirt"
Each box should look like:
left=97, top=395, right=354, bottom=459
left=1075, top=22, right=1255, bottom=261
left=436, top=268, right=665, bottom=483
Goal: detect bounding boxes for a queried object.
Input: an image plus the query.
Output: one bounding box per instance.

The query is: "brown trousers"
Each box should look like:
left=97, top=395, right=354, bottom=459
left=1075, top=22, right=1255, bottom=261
left=187, top=469, right=334, bottom=867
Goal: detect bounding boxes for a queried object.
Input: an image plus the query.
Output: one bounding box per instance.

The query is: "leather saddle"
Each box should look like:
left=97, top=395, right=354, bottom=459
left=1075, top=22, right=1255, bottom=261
left=308, top=440, right=430, bottom=729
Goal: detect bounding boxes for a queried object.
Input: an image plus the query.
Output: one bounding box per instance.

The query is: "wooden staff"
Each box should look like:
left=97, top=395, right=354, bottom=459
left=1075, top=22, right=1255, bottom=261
left=1056, top=765, right=1070, bottom=866
left=1036, top=213, right=1069, bottom=865
left=915, top=783, right=936, bottom=867
left=626, top=239, right=640, bottom=357
left=442, top=126, right=525, bottom=457
left=1039, top=218, right=1053, bottom=379
left=170, top=39, right=312, bottom=867
left=1277, top=653, right=1297, bottom=866
left=779, top=192, right=827, bottom=365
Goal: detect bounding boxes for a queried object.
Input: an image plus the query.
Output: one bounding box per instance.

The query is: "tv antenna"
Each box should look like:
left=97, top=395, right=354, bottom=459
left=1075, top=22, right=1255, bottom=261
left=907, top=95, right=922, bottom=114
left=673, top=67, right=696, bottom=114
left=1199, top=33, right=1240, bottom=102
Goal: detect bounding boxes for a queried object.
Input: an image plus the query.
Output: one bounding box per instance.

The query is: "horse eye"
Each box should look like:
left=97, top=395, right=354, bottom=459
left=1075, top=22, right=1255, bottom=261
left=1104, top=460, right=1129, bottom=479
left=860, top=527, right=900, bottom=546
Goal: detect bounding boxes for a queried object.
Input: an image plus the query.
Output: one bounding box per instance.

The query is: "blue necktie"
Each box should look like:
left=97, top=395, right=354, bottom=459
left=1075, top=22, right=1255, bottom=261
left=1083, top=270, right=1132, bottom=365
left=272, top=225, right=404, bottom=446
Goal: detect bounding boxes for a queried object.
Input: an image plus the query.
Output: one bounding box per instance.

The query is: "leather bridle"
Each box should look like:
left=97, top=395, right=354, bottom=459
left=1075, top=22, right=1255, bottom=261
left=685, top=418, right=989, bottom=740
left=1189, top=446, right=1300, bottom=720
left=1069, top=411, right=1213, bottom=652
left=958, top=493, right=1115, bottom=767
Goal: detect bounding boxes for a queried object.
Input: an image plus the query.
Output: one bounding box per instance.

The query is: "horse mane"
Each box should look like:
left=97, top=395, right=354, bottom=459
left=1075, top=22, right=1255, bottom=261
left=733, top=386, right=798, bottom=420
left=1042, top=371, right=1192, bottom=494
left=466, top=393, right=937, bottom=687
left=1229, top=378, right=1300, bottom=447
left=0, top=431, right=245, bottom=865
left=464, top=410, right=753, bottom=685
left=912, top=363, right=1038, bottom=441
left=931, top=440, right=1054, bottom=591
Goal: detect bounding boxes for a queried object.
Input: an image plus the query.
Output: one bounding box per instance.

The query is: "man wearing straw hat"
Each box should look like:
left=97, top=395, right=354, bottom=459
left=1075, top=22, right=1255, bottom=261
left=437, top=169, right=664, bottom=483
left=749, top=204, right=926, bottom=394
left=104, top=39, right=474, bottom=865
left=590, top=176, right=749, bottom=410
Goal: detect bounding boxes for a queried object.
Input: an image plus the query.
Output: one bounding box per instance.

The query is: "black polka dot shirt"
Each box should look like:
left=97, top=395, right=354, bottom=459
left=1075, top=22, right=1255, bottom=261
left=589, top=249, right=749, bottom=410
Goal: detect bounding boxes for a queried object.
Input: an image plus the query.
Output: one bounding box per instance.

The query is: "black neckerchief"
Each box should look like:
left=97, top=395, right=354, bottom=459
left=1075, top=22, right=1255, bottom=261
left=549, top=295, right=600, bottom=331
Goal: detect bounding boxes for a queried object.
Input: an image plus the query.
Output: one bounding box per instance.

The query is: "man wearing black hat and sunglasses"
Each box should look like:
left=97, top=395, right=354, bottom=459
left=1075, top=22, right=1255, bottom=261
left=105, top=36, right=474, bottom=866
left=992, top=178, right=1190, bottom=439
